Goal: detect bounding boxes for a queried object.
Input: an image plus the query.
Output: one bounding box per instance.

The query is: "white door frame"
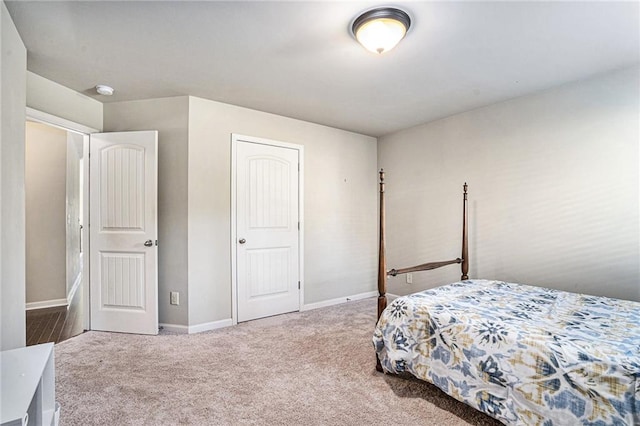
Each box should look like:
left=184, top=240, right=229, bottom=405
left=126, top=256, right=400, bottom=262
left=230, top=134, right=304, bottom=325
left=26, top=107, right=98, bottom=331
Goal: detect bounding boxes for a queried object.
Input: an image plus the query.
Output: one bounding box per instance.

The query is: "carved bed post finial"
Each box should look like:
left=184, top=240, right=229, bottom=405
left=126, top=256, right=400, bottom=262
left=461, top=182, right=469, bottom=280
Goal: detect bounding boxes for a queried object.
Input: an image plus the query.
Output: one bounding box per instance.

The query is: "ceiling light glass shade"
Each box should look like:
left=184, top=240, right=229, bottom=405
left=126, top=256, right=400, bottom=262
left=352, top=8, right=411, bottom=54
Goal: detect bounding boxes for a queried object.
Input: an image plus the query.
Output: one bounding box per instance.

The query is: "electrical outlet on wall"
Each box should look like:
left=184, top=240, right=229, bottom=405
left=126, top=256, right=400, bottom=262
left=406, top=273, right=413, bottom=284
left=170, top=291, right=179, bottom=305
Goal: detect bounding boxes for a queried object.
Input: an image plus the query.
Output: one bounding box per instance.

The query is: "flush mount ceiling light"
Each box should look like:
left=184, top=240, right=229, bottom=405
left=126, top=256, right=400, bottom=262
left=351, top=7, right=411, bottom=54
left=95, top=84, right=114, bottom=96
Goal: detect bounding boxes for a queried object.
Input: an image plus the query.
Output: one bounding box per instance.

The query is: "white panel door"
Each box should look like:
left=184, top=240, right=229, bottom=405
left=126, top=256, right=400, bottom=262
left=89, top=131, right=158, bottom=334
left=236, top=139, right=300, bottom=322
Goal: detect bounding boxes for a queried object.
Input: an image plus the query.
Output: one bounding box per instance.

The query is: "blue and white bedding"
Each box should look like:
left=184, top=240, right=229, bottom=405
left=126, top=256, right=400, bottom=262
left=373, top=280, right=640, bottom=425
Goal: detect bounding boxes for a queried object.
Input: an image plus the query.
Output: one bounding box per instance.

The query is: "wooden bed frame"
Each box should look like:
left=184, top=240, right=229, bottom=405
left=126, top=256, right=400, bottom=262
left=376, top=169, right=468, bottom=371
left=374, top=174, right=640, bottom=423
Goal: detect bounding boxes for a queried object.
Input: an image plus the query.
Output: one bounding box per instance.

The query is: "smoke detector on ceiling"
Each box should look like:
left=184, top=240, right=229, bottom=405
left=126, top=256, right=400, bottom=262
left=95, top=84, right=114, bottom=96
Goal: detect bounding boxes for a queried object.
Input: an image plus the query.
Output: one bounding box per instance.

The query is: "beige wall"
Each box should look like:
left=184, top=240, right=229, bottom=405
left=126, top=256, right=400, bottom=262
left=25, top=122, right=68, bottom=304
left=103, top=97, right=190, bottom=326
left=187, top=97, right=378, bottom=325
left=1, top=0, right=27, bottom=350
left=378, top=66, right=640, bottom=302
left=27, top=71, right=103, bottom=131
left=103, top=96, right=377, bottom=327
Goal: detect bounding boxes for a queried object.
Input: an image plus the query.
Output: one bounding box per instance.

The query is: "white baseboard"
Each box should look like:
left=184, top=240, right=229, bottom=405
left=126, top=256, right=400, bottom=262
left=160, top=318, right=233, bottom=334
left=162, top=292, right=380, bottom=334
left=301, top=290, right=378, bottom=312
left=188, top=319, right=233, bottom=334
left=26, top=298, right=68, bottom=311
left=387, top=293, right=401, bottom=301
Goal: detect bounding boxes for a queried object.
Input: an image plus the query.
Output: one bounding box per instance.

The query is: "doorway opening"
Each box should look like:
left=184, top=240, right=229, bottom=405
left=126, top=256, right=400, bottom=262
left=24, top=109, right=94, bottom=345
left=24, top=109, right=160, bottom=340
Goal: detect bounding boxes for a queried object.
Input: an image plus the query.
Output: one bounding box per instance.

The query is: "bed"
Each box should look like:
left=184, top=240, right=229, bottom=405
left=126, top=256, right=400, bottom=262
left=373, top=170, right=640, bottom=425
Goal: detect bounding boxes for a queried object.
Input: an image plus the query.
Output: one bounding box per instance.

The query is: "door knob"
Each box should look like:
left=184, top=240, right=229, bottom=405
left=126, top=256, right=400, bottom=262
left=239, top=238, right=246, bottom=244
left=144, top=240, right=153, bottom=247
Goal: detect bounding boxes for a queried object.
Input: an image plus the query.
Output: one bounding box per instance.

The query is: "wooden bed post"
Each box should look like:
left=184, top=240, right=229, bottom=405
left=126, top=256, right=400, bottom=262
left=377, top=169, right=387, bottom=319
left=375, top=175, right=469, bottom=371
left=461, top=183, right=469, bottom=280
left=376, top=169, right=387, bottom=372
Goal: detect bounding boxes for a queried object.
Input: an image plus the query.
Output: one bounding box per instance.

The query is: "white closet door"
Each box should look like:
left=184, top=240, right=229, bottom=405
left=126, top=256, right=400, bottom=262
left=236, top=138, right=300, bottom=322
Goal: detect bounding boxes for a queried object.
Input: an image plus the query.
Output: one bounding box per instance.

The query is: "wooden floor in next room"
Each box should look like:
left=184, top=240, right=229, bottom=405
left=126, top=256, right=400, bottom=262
left=26, top=284, right=84, bottom=346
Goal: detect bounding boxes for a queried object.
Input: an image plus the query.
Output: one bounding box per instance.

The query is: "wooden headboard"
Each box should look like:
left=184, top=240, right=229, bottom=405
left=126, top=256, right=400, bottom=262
left=376, top=169, right=469, bottom=320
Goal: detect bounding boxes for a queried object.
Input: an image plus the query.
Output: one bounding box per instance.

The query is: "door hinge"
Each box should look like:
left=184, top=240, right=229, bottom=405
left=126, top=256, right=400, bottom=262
left=298, top=221, right=300, bottom=230
left=298, top=281, right=300, bottom=290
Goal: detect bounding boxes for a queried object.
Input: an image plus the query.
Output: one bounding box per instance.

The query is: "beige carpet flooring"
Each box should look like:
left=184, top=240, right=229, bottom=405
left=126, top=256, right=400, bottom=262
left=54, top=298, right=502, bottom=425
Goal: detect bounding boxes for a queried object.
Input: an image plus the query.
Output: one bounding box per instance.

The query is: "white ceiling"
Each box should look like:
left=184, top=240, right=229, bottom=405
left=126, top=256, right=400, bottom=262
left=6, top=1, right=640, bottom=137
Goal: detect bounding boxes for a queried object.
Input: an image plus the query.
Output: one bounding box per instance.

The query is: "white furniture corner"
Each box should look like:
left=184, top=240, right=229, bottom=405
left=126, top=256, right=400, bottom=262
left=1, top=343, right=59, bottom=426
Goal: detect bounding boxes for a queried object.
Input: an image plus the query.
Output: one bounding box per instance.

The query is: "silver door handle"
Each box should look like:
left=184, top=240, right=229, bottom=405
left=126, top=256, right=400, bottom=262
left=238, top=238, right=246, bottom=244
left=144, top=240, right=153, bottom=247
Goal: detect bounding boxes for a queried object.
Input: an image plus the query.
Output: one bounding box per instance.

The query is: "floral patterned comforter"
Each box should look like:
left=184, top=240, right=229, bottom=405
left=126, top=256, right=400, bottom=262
left=373, top=280, right=640, bottom=425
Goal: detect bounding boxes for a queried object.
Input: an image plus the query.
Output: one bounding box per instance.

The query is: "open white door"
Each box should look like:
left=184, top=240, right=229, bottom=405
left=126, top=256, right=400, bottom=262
left=89, top=131, right=158, bottom=334
left=235, top=136, right=301, bottom=322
